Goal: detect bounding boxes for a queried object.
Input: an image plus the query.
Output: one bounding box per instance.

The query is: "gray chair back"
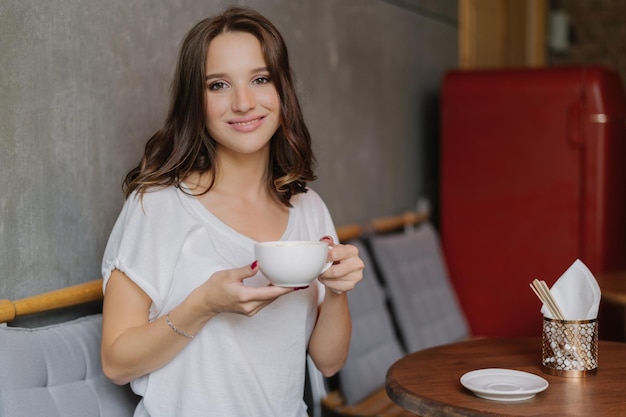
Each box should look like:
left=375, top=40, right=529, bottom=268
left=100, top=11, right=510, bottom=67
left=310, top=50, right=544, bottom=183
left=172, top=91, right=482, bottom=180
left=368, top=222, right=470, bottom=353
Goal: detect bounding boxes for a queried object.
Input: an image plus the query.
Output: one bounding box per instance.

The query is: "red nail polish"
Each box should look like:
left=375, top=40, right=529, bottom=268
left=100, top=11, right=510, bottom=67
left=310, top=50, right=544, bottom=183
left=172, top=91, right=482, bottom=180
left=293, top=286, right=309, bottom=291
left=251, top=260, right=258, bottom=269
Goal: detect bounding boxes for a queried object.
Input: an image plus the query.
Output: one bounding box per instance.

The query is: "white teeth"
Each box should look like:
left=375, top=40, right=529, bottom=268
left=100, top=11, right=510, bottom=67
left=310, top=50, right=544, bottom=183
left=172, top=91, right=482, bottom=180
left=233, top=119, right=258, bottom=127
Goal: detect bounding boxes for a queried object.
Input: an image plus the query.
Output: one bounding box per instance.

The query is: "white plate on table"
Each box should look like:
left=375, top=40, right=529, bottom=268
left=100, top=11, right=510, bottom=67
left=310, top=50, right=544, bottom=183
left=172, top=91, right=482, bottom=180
left=460, top=368, right=549, bottom=402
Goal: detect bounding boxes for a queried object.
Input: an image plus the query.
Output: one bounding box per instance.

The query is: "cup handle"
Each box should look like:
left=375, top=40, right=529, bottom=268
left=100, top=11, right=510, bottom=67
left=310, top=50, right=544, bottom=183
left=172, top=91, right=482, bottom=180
left=320, top=244, right=335, bottom=274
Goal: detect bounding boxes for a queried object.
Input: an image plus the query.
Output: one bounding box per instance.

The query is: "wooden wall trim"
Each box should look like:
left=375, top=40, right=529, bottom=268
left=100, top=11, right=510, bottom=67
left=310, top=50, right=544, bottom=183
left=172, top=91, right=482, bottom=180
left=459, top=0, right=547, bottom=69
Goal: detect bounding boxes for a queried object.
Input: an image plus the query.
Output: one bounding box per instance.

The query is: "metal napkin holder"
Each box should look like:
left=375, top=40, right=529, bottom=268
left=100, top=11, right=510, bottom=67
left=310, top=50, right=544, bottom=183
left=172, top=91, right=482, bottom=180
left=541, top=317, right=598, bottom=377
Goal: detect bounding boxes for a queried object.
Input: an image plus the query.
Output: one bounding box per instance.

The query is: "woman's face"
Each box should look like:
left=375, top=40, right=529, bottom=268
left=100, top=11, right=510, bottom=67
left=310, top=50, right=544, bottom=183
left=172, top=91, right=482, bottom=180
left=204, top=31, right=281, bottom=158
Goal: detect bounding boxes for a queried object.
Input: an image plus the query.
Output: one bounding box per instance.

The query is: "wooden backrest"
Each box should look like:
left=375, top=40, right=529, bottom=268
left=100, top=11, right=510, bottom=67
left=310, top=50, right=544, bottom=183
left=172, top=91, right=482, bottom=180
left=0, top=279, right=103, bottom=324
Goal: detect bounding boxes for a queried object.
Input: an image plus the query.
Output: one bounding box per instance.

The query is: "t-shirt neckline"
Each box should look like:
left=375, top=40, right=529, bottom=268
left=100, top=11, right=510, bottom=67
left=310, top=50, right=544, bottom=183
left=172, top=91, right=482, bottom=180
left=177, top=182, right=294, bottom=243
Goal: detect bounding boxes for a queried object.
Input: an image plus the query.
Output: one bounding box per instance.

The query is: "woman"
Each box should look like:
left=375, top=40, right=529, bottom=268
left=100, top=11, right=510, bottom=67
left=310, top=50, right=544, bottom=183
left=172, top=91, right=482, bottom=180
left=100, top=6, right=364, bottom=417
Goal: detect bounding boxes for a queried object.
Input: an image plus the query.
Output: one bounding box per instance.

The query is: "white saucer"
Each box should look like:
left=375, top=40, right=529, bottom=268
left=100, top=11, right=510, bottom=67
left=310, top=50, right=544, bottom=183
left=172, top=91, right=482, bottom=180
left=273, top=283, right=311, bottom=288
left=460, top=368, right=549, bottom=402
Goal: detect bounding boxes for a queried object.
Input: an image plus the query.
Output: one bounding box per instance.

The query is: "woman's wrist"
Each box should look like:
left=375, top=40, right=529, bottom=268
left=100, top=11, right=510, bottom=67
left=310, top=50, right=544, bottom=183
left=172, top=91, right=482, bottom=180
left=323, top=287, right=348, bottom=301
left=165, top=312, right=197, bottom=338
left=166, top=292, right=218, bottom=338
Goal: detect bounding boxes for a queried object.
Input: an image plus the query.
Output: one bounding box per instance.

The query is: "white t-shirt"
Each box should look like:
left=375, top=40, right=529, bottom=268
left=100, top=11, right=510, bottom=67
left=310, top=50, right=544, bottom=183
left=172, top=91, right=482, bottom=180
left=101, top=186, right=337, bottom=417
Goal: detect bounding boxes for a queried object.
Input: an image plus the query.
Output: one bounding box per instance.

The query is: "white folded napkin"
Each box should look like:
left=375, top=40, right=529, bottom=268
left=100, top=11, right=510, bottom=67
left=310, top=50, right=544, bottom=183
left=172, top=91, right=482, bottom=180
left=541, top=259, right=601, bottom=320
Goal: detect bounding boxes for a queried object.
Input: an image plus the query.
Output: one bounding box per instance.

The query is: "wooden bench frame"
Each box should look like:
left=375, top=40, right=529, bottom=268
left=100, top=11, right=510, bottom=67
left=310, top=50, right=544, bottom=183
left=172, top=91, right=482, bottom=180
left=0, top=279, right=104, bottom=324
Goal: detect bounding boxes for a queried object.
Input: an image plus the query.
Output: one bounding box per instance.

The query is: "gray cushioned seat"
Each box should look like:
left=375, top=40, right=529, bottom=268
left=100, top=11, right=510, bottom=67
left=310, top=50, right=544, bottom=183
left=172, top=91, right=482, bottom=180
left=368, top=222, right=470, bottom=353
left=0, top=314, right=139, bottom=417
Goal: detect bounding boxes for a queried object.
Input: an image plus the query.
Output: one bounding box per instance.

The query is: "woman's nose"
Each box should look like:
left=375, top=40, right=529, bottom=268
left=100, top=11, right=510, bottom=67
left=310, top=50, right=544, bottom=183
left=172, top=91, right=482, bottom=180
left=232, top=86, right=255, bottom=112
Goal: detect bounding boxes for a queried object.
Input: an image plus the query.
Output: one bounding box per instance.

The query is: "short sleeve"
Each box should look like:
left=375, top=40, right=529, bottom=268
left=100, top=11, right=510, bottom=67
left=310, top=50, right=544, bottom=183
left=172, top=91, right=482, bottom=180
left=101, top=189, right=191, bottom=318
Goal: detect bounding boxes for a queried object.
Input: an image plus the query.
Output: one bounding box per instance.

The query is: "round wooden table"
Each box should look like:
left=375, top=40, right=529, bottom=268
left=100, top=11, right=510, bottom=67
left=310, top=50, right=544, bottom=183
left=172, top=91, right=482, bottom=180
left=386, top=338, right=626, bottom=416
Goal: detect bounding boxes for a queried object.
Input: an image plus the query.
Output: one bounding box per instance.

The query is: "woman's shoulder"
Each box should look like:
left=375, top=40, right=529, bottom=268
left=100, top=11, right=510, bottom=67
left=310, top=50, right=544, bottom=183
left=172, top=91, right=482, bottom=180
left=289, top=187, right=336, bottom=239
left=291, top=188, right=325, bottom=209
left=110, top=185, right=194, bottom=245
left=123, top=185, right=186, bottom=217
left=290, top=188, right=334, bottom=221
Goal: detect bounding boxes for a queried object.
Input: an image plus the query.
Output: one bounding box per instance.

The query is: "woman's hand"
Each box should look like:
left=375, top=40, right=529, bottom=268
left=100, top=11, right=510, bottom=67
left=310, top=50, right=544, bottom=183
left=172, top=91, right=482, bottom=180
left=317, top=237, right=364, bottom=295
left=192, top=262, right=293, bottom=318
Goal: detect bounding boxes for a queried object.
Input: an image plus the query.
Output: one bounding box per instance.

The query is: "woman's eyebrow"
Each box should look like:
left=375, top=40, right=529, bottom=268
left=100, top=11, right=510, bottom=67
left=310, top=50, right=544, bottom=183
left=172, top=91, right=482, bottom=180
left=205, top=72, right=226, bottom=81
left=250, top=66, right=269, bottom=74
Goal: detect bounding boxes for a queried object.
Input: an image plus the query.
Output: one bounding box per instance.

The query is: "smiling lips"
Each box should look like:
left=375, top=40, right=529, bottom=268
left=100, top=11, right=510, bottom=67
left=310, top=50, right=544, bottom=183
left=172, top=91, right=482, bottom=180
left=229, top=116, right=265, bottom=132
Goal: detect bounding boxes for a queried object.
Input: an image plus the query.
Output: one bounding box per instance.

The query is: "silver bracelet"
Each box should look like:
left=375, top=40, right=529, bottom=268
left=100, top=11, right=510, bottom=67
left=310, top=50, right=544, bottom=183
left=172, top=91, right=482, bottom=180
left=165, top=312, right=196, bottom=339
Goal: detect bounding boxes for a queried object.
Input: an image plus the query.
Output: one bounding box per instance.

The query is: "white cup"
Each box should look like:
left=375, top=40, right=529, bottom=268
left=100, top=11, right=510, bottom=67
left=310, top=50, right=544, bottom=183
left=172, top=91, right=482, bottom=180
left=254, top=241, right=331, bottom=287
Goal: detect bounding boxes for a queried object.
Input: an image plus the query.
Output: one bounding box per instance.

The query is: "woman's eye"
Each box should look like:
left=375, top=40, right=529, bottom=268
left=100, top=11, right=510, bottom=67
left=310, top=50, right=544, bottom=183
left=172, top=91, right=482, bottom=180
left=252, top=76, right=271, bottom=85
left=208, top=81, right=228, bottom=91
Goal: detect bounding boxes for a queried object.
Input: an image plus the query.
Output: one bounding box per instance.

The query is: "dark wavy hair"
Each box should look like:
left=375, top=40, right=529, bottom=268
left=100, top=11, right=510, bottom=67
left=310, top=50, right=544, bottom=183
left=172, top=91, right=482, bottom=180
left=123, top=6, right=317, bottom=206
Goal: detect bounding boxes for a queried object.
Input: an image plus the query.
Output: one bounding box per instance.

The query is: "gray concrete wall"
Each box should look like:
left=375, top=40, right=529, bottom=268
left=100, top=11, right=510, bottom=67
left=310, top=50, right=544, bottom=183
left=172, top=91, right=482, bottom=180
left=0, top=0, right=457, bottom=312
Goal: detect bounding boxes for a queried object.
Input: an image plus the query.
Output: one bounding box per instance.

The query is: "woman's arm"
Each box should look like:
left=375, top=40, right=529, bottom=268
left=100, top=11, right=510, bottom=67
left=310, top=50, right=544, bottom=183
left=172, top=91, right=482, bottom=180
left=101, top=269, right=211, bottom=385
left=308, top=240, right=364, bottom=376
left=101, top=264, right=293, bottom=385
